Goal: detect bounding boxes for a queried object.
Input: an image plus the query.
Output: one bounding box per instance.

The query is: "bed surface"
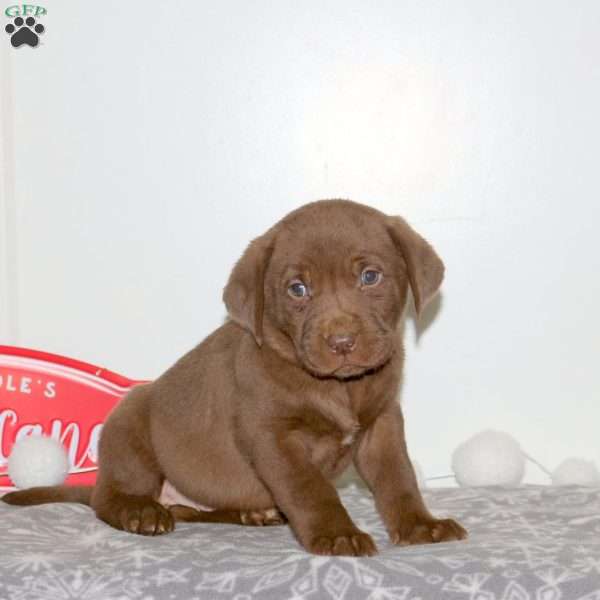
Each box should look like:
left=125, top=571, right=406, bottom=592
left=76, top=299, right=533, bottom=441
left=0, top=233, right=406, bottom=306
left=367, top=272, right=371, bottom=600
left=1, top=484, right=599, bottom=600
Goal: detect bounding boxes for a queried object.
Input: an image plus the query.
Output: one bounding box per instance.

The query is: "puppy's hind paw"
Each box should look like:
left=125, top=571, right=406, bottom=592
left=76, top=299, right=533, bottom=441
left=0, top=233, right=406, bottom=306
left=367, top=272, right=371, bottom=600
left=240, top=507, right=287, bottom=526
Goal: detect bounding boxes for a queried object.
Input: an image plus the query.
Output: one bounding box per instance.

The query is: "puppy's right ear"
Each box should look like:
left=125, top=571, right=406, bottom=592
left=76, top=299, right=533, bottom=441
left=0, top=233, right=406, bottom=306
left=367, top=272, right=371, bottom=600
left=223, top=232, right=275, bottom=347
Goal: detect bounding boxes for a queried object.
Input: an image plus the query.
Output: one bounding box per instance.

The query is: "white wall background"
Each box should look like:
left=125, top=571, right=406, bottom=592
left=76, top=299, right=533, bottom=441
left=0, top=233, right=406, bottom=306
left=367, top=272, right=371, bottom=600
left=1, top=1, right=599, bottom=484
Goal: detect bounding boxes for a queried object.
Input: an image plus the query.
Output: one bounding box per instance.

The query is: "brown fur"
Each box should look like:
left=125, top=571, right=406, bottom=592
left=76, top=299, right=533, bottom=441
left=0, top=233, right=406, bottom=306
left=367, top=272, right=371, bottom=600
left=2, top=199, right=466, bottom=555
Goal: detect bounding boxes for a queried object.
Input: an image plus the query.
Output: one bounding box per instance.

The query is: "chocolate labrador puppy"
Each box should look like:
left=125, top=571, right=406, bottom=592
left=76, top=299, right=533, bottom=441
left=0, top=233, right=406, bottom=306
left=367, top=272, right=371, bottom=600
left=3, top=199, right=466, bottom=556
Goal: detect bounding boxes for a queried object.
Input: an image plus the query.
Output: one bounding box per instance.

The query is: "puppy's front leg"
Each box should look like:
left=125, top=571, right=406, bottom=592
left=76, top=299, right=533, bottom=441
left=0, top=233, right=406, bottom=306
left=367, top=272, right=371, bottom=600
left=254, top=431, right=377, bottom=556
left=354, top=402, right=467, bottom=546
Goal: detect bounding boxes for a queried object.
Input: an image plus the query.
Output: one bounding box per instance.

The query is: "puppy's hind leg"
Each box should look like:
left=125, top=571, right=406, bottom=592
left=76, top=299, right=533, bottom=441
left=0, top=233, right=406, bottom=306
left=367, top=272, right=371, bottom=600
left=169, top=505, right=244, bottom=524
left=90, top=387, right=174, bottom=536
left=169, top=505, right=287, bottom=526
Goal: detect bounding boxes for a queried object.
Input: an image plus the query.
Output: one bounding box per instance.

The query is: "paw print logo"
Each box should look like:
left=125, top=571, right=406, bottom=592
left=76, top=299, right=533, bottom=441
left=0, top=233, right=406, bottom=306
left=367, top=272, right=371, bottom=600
left=5, top=16, right=45, bottom=48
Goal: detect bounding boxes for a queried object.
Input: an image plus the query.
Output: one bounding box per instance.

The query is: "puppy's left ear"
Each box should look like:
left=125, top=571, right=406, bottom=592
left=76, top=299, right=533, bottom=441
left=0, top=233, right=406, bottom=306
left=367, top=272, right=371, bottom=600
left=386, top=217, right=445, bottom=316
left=223, top=232, right=275, bottom=346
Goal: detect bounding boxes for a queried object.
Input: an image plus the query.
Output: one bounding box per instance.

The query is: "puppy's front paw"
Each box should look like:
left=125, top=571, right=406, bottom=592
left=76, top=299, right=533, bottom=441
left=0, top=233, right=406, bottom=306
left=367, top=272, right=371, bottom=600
left=308, top=528, right=378, bottom=556
left=391, top=514, right=467, bottom=546
left=117, top=499, right=175, bottom=535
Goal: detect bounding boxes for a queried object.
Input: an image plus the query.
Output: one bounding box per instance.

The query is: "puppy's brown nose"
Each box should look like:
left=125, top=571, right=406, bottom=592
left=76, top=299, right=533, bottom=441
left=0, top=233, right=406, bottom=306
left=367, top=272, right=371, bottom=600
left=327, top=334, right=356, bottom=355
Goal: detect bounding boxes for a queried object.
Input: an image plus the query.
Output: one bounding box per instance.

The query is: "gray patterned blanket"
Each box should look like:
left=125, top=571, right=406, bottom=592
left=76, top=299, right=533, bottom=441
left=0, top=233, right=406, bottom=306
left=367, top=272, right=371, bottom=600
left=1, top=485, right=599, bottom=600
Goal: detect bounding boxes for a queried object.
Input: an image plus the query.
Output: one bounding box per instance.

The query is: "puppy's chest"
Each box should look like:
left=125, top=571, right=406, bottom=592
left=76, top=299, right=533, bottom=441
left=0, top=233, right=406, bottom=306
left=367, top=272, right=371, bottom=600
left=297, top=421, right=355, bottom=478
left=298, top=391, right=363, bottom=476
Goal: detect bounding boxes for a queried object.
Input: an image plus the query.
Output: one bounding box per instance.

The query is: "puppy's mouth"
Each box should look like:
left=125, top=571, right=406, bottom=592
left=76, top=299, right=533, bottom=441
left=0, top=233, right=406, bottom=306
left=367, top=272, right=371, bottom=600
left=300, top=351, right=392, bottom=380
left=331, top=362, right=382, bottom=380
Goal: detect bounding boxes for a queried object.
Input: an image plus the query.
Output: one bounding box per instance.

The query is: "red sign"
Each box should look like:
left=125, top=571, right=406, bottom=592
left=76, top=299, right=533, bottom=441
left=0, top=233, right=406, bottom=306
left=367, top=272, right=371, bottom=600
left=0, top=346, right=142, bottom=490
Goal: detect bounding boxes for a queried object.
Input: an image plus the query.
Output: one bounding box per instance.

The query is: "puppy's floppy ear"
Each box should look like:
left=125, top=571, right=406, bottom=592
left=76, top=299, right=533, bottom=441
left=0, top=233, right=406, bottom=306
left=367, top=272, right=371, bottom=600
left=223, top=232, right=275, bottom=346
left=386, top=216, right=445, bottom=316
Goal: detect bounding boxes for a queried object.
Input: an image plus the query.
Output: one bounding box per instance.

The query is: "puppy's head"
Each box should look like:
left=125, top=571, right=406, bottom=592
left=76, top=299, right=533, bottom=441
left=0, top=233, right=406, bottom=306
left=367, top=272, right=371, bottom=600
left=224, top=200, right=444, bottom=379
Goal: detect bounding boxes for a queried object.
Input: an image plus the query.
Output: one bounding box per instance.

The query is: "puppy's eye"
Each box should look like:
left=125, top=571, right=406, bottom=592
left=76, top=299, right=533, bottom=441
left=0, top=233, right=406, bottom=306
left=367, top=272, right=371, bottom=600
left=360, top=269, right=382, bottom=287
left=288, top=281, right=309, bottom=298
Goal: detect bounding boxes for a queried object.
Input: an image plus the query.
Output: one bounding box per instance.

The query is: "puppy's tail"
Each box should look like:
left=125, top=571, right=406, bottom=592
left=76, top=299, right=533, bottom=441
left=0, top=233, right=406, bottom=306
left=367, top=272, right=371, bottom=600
left=2, top=485, right=93, bottom=506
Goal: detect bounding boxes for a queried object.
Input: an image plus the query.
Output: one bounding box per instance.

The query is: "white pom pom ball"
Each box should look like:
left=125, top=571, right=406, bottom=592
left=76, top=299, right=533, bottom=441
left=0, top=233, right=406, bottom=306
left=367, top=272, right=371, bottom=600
left=452, top=430, right=525, bottom=487
left=551, top=458, right=600, bottom=487
left=8, top=435, right=69, bottom=489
